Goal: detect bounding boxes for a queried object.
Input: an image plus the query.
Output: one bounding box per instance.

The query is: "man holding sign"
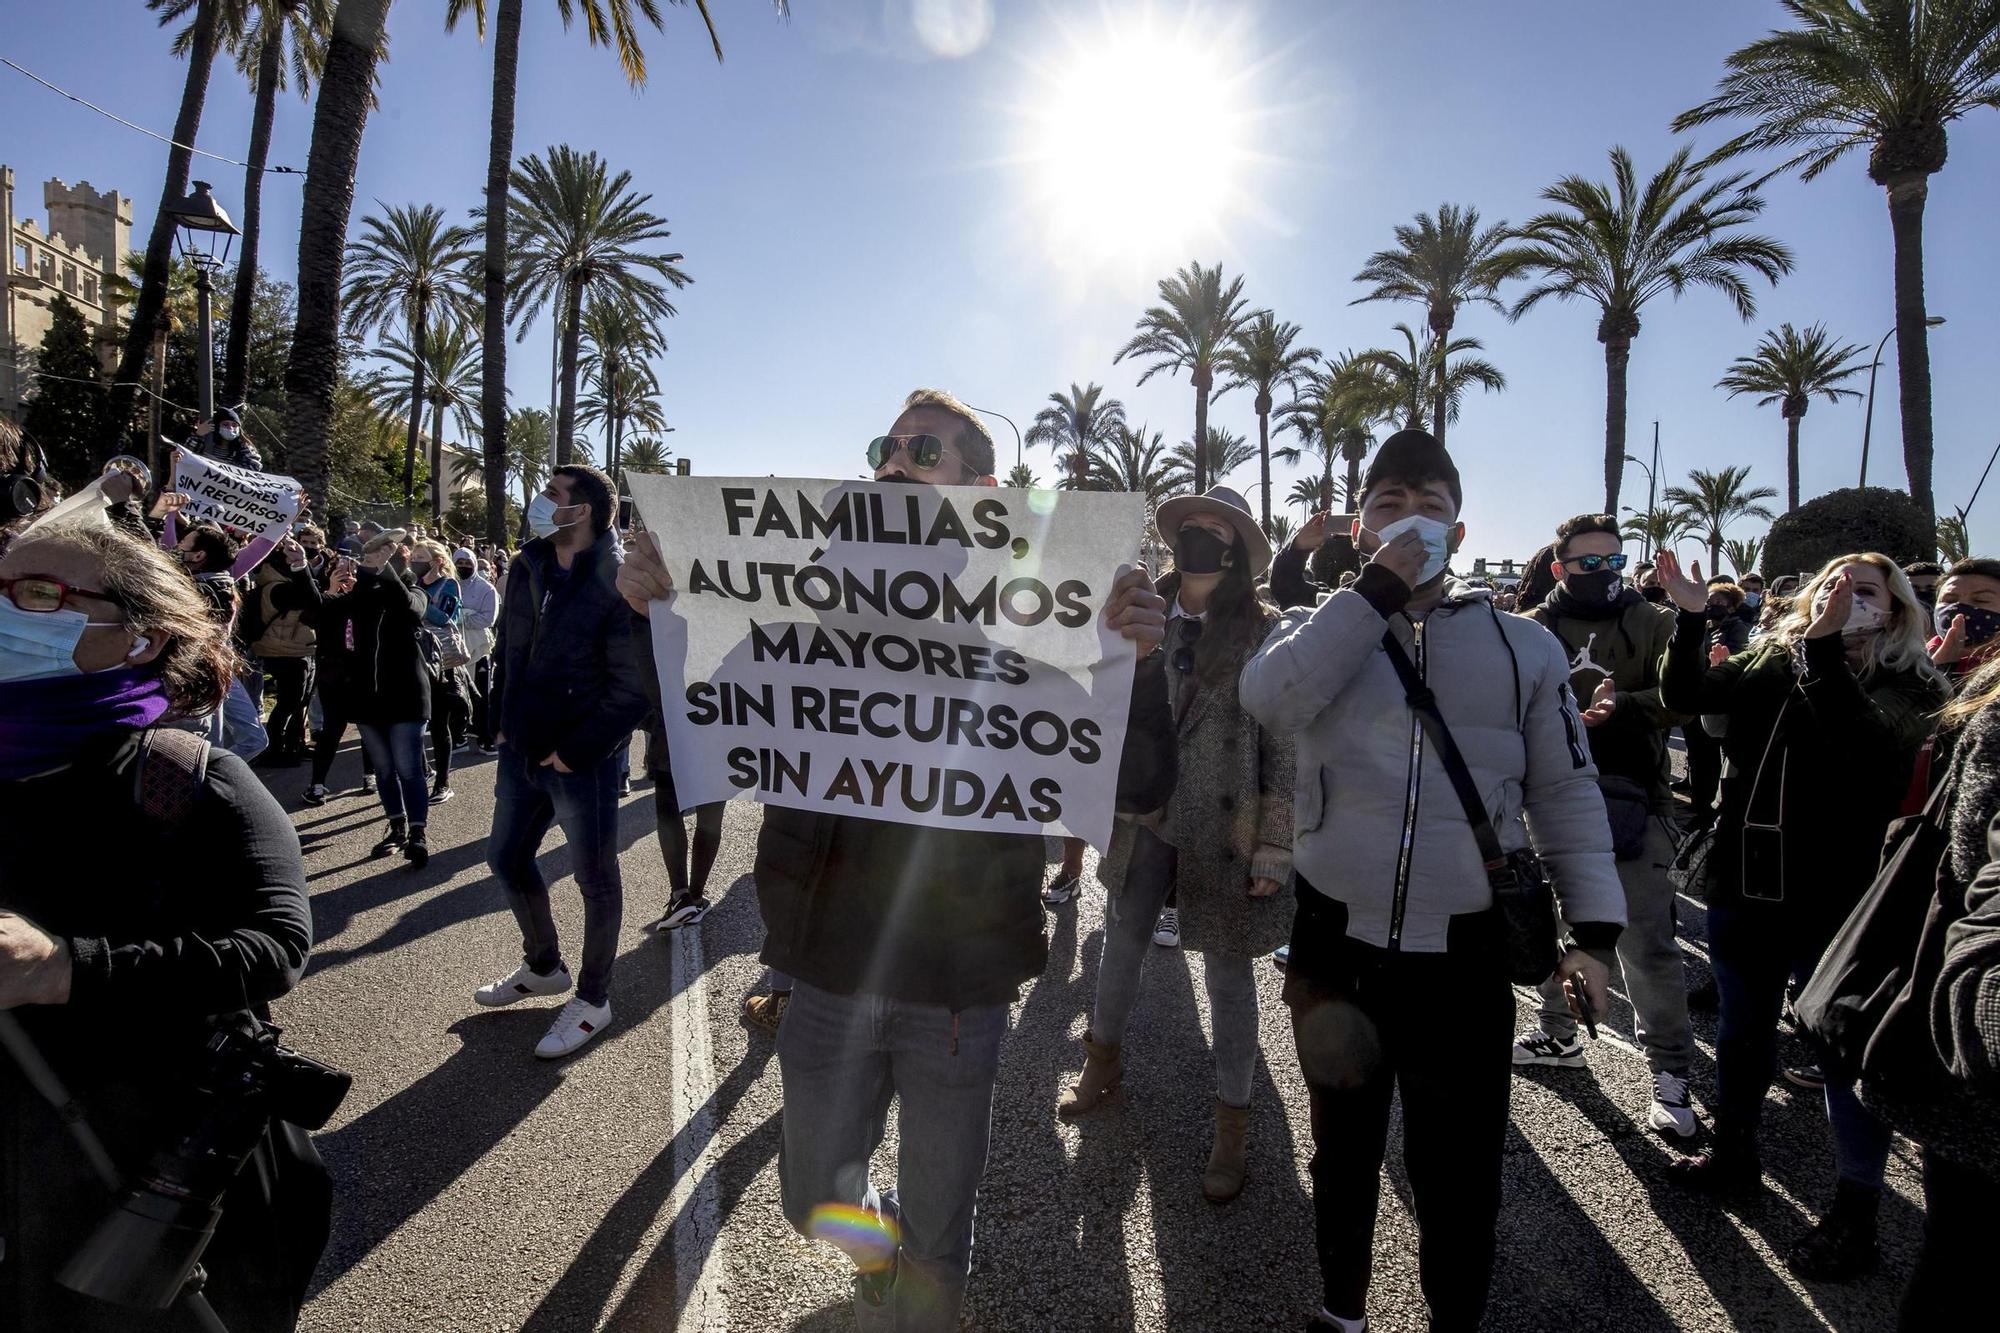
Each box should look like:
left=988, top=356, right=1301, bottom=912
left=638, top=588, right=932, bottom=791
left=619, top=389, right=1174, bottom=1332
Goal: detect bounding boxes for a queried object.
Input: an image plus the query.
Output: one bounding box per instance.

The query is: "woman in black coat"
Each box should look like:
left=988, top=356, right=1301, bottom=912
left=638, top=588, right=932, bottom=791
left=315, top=530, right=432, bottom=865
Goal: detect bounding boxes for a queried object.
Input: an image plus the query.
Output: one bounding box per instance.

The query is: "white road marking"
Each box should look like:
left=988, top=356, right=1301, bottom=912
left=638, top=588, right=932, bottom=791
left=669, top=922, right=729, bottom=1331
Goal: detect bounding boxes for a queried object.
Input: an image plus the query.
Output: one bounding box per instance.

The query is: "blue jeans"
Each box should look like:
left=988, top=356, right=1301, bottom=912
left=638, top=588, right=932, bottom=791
left=1709, top=902, right=1824, bottom=1140
left=1825, top=1080, right=1892, bottom=1188
left=358, top=720, right=429, bottom=826
left=486, top=743, right=624, bottom=1006
left=776, top=981, right=1008, bottom=1333
left=202, top=675, right=268, bottom=761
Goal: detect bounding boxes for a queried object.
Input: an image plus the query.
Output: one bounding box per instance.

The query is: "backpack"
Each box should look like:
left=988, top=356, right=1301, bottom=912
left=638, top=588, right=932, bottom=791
left=251, top=577, right=315, bottom=659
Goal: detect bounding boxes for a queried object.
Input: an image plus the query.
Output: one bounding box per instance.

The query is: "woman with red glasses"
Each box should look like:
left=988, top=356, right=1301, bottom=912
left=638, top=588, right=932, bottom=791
left=0, top=505, right=319, bottom=1331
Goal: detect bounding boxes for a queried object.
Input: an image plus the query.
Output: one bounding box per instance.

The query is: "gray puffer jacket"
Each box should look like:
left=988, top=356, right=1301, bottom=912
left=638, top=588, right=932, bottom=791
left=1240, top=572, right=1626, bottom=952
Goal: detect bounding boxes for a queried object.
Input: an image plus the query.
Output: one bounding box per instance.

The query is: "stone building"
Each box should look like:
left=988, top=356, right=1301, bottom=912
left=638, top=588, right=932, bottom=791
left=2, top=166, right=133, bottom=419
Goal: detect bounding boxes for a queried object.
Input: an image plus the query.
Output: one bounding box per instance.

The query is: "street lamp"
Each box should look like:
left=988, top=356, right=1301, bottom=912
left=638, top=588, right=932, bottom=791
left=964, top=404, right=1023, bottom=475
left=1623, top=419, right=1662, bottom=558
left=1860, top=314, right=1946, bottom=488
left=165, top=181, right=239, bottom=423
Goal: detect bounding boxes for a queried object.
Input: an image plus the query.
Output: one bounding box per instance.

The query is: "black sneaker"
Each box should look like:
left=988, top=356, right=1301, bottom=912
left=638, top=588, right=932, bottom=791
left=1041, top=872, right=1081, bottom=907
left=430, top=785, right=455, bottom=805
left=300, top=784, right=330, bottom=808
left=651, top=894, right=709, bottom=931
left=370, top=825, right=406, bottom=858
left=1669, top=1143, right=1763, bottom=1198
left=1783, top=1063, right=1826, bottom=1090
left=362, top=774, right=378, bottom=796
left=404, top=829, right=429, bottom=869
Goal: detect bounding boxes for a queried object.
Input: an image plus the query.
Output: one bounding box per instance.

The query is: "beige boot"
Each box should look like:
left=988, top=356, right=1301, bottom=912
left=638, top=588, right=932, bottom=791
left=1203, top=1098, right=1251, bottom=1203
left=1057, top=1033, right=1123, bottom=1118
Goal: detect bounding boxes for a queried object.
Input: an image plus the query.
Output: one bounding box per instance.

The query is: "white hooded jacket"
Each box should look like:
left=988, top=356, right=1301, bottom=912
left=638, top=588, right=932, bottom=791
left=1240, top=575, right=1626, bottom=952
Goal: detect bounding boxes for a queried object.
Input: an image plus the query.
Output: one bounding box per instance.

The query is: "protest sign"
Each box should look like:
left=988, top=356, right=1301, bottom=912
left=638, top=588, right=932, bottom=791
left=169, top=450, right=300, bottom=541
left=626, top=474, right=1145, bottom=849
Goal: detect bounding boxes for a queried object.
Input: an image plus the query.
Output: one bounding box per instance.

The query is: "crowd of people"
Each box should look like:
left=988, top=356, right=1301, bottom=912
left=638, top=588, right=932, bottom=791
left=1, top=396, right=1997, bottom=1333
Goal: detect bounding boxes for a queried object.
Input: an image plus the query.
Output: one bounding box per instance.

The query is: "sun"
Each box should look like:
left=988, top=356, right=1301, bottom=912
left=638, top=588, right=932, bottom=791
left=1014, top=7, right=1266, bottom=275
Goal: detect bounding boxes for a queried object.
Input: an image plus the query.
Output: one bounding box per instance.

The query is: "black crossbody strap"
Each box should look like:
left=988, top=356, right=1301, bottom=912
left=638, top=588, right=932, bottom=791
left=1381, top=628, right=1508, bottom=869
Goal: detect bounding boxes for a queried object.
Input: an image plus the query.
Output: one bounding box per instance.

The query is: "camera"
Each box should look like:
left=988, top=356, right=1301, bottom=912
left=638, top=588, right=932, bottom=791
left=56, top=1012, right=351, bottom=1311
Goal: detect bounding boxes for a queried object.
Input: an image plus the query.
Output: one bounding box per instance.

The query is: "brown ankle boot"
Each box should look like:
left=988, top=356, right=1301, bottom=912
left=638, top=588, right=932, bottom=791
left=1057, top=1033, right=1122, bottom=1117
left=1203, top=1098, right=1251, bottom=1203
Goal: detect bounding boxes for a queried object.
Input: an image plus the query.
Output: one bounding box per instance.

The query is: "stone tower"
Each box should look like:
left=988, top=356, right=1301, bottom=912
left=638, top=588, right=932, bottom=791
left=43, top=176, right=132, bottom=271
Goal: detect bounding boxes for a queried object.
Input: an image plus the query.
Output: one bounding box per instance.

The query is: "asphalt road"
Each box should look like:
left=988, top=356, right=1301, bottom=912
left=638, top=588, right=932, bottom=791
left=270, top=739, right=1921, bottom=1333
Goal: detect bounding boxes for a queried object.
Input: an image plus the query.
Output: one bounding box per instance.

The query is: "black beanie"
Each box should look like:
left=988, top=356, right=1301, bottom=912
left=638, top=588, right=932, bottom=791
left=1360, top=428, right=1462, bottom=512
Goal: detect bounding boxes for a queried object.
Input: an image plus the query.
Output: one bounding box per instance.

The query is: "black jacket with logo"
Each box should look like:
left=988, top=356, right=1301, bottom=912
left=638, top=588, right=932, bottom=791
left=493, top=529, right=647, bottom=770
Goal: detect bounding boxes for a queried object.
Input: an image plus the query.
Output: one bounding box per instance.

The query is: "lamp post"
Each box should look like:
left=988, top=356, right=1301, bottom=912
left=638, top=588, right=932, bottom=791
left=1860, top=315, right=1946, bottom=488
left=965, top=404, right=1022, bottom=476
left=164, top=181, right=239, bottom=424
left=1623, top=420, right=1661, bottom=558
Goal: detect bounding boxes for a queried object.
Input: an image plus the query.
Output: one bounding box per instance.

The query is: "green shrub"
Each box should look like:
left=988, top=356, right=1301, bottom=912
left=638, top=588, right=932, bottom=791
left=1761, top=487, right=1932, bottom=579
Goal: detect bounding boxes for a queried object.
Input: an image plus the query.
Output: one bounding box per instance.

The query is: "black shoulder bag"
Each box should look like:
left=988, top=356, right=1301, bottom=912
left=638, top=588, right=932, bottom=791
left=1381, top=629, right=1562, bottom=985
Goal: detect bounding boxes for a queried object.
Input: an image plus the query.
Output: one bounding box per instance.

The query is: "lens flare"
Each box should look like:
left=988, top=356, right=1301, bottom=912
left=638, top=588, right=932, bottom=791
left=805, top=1202, right=900, bottom=1272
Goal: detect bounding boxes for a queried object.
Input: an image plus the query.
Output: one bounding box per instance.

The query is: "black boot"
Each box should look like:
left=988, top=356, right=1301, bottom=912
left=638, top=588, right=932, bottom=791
left=403, top=825, right=430, bottom=869
left=1669, top=1129, right=1762, bottom=1199
left=1785, top=1178, right=1881, bottom=1280
left=371, top=817, right=408, bottom=858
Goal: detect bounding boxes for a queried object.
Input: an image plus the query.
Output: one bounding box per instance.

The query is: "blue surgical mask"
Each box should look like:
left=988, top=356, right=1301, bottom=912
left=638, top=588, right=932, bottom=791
left=0, top=599, right=123, bottom=683
left=1370, top=513, right=1454, bottom=585
left=526, top=493, right=579, bottom=538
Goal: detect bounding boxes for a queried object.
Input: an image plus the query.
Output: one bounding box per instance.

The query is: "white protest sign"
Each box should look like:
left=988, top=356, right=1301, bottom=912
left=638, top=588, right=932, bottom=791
left=171, top=449, right=300, bottom=545
left=626, top=475, right=1145, bottom=849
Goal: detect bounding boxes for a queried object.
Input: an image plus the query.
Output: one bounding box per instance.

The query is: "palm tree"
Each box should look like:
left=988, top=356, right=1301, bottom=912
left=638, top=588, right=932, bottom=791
left=1351, top=202, right=1524, bottom=447
left=1164, top=427, right=1254, bottom=496
left=1278, top=355, right=1381, bottom=511
left=446, top=0, right=777, bottom=541
left=372, top=320, right=481, bottom=524
left=343, top=203, right=476, bottom=516
left=1717, top=322, right=1869, bottom=512
left=1724, top=537, right=1765, bottom=579
left=508, top=145, right=689, bottom=465
left=280, top=0, right=393, bottom=517
left=619, top=434, right=671, bottom=475
left=1621, top=503, right=1700, bottom=560
left=1005, top=463, right=1040, bottom=489
left=1114, top=260, right=1253, bottom=494
left=1086, top=423, right=1173, bottom=505
left=501, top=405, right=552, bottom=512
left=1287, top=475, right=1331, bottom=518
left=578, top=364, right=666, bottom=489
left=1506, top=145, right=1795, bottom=513
left=111, top=0, right=226, bottom=439
left=1217, top=312, right=1320, bottom=527
left=1351, top=324, right=1505, bottom=436
left=1265, top=513, right=1296, bottom=547
left=1025, top=382, right=1125, bottom=491
left=1675, top=0, right=2000, bottom=532
left=221, top=0, right=333, bottom=408
left=576, top=292, right=667, bottom=484
left=1938, top=514, right=1971, bottom=564
left=1664, top=465, right=1779, bottom=570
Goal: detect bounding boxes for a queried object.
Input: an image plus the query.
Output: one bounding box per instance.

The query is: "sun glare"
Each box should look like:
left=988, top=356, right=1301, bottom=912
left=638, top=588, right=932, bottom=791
left=1015, top=8, right=1266, bottom=274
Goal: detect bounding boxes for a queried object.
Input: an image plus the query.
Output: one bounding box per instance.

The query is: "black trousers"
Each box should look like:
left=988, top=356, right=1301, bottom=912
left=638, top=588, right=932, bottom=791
left=1283, top=884, right=1514, bottom=1332
left=1900, top=1150, right=1997, bottom=1328
left=469, top=656, right=494, bottom=745
left=266, top=657, right=315, bottom=755
left=1684, top=723, right=1722, bottom=816
left=311, top=693, right=371, bottom=786
left=651, top=761, right=724, bottom=901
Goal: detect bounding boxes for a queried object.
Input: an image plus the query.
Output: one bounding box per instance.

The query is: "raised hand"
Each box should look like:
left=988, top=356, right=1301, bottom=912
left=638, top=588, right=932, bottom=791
left=616, top=530, right=674, bottom=617
left=1652, top=551, right=1707, bottom=613
left=1806, top=571, right=1853, bottom=640
left=1367, top=529, right=1428, bottom=591
left=1709, top=642, right=1732, bottom=668
left=1581, top=677, right=1618, bottom=728
left=1103, top=564, right=1167, bottom=665
left=1294, top=511, right=1332, bottom=552
left=1933, top=613, right=1970, bottom=666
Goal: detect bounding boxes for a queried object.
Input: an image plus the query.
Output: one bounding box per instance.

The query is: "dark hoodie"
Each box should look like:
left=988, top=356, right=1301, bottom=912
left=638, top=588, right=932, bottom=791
left=1524, top=584, right=1682, bottom=812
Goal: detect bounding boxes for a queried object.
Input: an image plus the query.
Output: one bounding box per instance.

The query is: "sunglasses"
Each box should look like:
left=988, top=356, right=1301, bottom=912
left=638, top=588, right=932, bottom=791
left=1171, top=616, right=1202, bottom=675
left=867, top=434, right=953, bottom=472
left=1560, top=553, right=1628, bottom=574
left=1, top=574, right=128, bottom=614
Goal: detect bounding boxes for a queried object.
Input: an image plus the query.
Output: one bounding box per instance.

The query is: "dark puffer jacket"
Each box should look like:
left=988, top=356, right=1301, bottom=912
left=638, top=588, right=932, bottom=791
left=311, top=567, right=430, bottom=725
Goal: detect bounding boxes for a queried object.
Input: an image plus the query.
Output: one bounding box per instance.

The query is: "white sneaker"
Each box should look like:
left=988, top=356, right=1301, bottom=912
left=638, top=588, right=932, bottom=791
left=1511, top=1029, right=1585, bottom=1068
left=474, top=962, right=573, bottom=1008
left=1152, top=907, right=1180, bottom=948
left=1648, top=1069, right=1698, bottom=1139
left=536, top=997, right=612, bottom=1059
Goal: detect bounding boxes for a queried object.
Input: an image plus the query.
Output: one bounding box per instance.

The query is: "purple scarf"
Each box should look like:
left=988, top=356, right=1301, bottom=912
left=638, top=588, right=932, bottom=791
left=0, top=668, right=173, bottom=780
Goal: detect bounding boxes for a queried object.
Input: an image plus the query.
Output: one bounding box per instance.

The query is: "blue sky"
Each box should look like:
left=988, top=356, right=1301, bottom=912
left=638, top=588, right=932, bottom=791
left=6, top=0, right=1997, bottom=565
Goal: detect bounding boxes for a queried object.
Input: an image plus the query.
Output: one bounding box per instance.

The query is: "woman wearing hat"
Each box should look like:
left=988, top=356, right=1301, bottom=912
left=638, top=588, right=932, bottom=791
left=1057, top=485, right=1296, bottom=1204
left=184, top=407, right=264, bottom=472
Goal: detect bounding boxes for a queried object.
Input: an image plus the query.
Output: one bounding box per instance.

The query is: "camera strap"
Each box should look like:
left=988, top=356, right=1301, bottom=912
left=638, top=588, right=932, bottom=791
left=0, top=1013, right=120, bottom=1190
left=1380, top=629, right=1509, bottom=871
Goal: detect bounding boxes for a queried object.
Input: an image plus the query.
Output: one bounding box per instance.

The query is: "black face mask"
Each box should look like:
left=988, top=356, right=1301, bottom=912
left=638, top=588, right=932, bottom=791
left=456, top=564, right=474, bottom=580
left=1564, top=570, right=1622, bottom=604
left=1639, top=585, right=1668, bottom=604
left=1173, top=527, right=1231, bottom=575
left=1704, top=604, right=1731, bottom=620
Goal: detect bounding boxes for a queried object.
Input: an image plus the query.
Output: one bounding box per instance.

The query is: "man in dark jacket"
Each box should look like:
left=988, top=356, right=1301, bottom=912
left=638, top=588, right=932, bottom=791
left=476, top=464, right=648, bottom=1059
left=615, top=389, right=1174, bottom=1332
left=1512, top=514, right=1697, bottom=1141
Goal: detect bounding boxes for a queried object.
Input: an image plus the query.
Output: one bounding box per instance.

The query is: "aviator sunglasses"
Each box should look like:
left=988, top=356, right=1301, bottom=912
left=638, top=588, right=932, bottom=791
left=1559, top=553, right=1629, bottom=574
left=866, top=434, right=956, bottom=472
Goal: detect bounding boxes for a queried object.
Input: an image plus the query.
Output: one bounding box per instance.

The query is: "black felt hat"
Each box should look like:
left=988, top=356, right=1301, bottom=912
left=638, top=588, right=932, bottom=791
left=1360, top=428, right=1462, bottom=512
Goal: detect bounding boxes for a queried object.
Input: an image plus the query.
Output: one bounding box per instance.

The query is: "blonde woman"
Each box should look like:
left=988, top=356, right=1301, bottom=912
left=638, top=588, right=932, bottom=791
left=1656, top=551, right=1947, bottom=1222
left=410, top=539, right=469, bottom=803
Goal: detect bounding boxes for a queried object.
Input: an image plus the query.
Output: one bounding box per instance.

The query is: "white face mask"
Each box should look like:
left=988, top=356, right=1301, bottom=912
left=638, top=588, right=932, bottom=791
left=1368, top=513, right=1454, bottom=586
left=1812, top=585, right=1888, bottom=637
left=526, top=492, right=580, bottom=538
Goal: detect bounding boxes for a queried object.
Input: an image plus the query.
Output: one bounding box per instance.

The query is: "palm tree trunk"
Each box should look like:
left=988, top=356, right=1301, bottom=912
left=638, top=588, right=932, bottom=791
left=1785, top=415, right=1801, bottom=513
left=282, top=0, right=391, bottom=517
left=403, top=303, right=428, bottom=519
left=1192, top=368, right=1210, bottom=495
left=1431, top=307, right=1452, bottom=448
left=1343, top=447, right=1359, bottom=511
left=1885, top=171, right=1935, bottom=530
left=111, top=0, right=219, bottom=440
left=480, top=0, right=524, bottom=544
left=1322, top=454, right=1335, bottom=512
left=430, top=397, right=445, bottom=526
left=556, top=280, right=584, bottom=466
left=610, top=404, right=623, bottom=494
left=1601, top=335, right=1632, bottom=514
left=1255, top=391, right=1271, bottom=528
left=221, top=24, right=281, bottom=410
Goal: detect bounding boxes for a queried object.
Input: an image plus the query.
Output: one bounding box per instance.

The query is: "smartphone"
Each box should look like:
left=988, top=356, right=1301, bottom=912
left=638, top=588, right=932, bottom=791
left=1741, top=824, right=1785, bottom=902
left=1571, top=972, right=1600, bottom=1040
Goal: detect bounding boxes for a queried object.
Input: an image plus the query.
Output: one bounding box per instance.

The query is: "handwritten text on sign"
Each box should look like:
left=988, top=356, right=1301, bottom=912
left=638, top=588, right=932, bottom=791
left=625, top=475, right=1143, bottom=848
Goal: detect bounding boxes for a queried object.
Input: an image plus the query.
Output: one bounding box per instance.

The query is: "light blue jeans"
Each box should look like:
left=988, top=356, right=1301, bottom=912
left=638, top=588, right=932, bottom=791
left=776, top=981, right=1008, bottom=1333
left=200, top=675, right=268, bottom=761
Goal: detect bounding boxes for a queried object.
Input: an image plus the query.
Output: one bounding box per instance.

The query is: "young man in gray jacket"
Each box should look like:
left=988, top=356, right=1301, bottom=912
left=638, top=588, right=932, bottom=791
left=1240, top=429, right=1624, bottom=1333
